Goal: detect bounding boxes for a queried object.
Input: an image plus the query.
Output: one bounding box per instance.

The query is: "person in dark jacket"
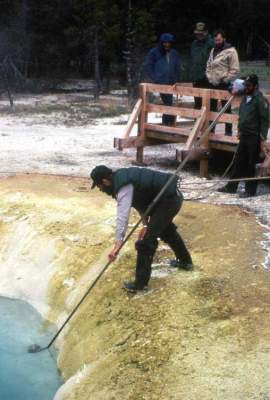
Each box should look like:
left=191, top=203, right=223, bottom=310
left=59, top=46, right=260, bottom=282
left=218, top=75, right=269, bottom=197
left=90, top=165, right=192, bottom=293
left=144, top=33, right=181, bottom=125
left=191, top=22, right=214, bottom=109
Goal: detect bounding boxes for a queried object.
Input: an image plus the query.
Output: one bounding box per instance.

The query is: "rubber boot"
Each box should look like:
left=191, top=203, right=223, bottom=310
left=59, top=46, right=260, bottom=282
left=166, top=233, right=192, bottom=266
left=135, top=252, right=154, bottom=289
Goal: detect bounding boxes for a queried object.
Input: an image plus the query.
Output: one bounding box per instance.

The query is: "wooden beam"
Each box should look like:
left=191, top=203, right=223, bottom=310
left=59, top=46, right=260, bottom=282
left=185, top=107, right=206, bottom=150
left=208, top=133, right=239, bottom=145
left=144, top=123, right=190, bottom=136
left=208, top=133, right=238, bottom=153
left=114, top=136, right=148, bottom=150
left=146, top=103, right=201, bottom=118
left=208, top=111, right=239, bottom=124
left=146, top=130, right=187, bottom=143
left=137, top=84, right=148, bottom=164
left=144, top=83, right=210, bottom=98
left=209, top=142, right=237, bottom=152
left=114, top=135, right=173, bottom=149
left=142, top=83, right=270, bottom=105
left=123, top=99, right=142, bottom=138
left=199, top=90, right=211, bottom=177
left=175, top=107, right=206, bottom=166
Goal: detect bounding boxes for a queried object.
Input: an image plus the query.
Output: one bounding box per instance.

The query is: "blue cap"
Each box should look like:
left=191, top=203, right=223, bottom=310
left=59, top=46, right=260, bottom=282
left=160, top=33, right=175, bottom=43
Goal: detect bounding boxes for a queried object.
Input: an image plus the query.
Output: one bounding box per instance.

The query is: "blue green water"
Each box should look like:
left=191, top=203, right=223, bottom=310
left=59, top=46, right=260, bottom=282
left=0, top=297, right=63, bottom=400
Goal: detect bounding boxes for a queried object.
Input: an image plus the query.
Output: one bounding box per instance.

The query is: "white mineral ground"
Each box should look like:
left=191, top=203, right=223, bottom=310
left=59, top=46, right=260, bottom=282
left=0, top=91, right=270, bottom=399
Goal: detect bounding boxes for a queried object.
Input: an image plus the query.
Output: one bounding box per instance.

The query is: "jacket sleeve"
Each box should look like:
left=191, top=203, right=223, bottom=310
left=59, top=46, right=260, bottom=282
left=224, top=48, right=240, bottom=83
left=144, top=49, right=156, bottom=82
left=116, top=184, right=134, bottom=241
left=206, top=50, right=213, bottom=81
left=237, top=100, right=243, bottom=132
left=258, top=97, right=269, bottom=140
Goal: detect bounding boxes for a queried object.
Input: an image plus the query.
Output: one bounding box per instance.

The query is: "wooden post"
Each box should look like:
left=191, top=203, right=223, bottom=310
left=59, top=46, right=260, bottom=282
left=136, top=84, right=147, bottom=164
left=199, top=91, right=211, bottom=177
left=124, top=99, right=142, bottom=138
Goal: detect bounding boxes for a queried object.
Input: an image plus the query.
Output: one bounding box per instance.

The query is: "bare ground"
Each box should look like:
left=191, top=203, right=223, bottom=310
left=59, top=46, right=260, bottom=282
left=0, top=175, right=269, bottom=400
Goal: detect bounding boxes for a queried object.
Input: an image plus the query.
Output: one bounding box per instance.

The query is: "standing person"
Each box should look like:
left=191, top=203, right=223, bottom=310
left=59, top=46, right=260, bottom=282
left=144, top=33, right=181, bottom=126
left=206, top=29, right=240, bottom=135
left=90, top=165, right=193, bottom=293
left=218, top=75, right=269, bottom=197
left=191, top=22, right=214, bottom=109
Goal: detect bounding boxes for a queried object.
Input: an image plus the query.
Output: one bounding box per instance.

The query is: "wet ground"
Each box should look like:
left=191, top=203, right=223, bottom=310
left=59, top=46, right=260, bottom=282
left=0, top=175, right=269, bottom=400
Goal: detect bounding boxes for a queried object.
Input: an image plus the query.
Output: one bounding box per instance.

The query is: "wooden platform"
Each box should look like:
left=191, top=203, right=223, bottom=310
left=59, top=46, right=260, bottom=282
left=114, top=83, right=270, bottom=177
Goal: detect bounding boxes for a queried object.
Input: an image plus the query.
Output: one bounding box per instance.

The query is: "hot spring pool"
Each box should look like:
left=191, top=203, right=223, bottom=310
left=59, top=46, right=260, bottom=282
left=0, top=297, right=62, bottom=400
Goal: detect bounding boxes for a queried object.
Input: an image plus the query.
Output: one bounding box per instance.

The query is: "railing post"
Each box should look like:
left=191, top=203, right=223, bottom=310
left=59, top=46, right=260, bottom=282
left=136, top=83, right=147, bottom=164
left=199, top=89, right=211, bottom=177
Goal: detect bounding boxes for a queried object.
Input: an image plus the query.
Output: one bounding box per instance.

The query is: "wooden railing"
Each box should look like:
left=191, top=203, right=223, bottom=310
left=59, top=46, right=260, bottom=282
left=114, top=83, right=270, bottom=177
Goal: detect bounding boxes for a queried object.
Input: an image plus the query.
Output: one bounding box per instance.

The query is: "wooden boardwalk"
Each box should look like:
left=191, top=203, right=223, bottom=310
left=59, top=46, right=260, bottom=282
left=114, top=83, right=270, bottom=177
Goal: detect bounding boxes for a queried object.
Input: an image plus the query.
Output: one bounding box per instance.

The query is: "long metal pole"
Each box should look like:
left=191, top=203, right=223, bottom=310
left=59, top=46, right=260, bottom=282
left=29, top=96, right=234, bottom=353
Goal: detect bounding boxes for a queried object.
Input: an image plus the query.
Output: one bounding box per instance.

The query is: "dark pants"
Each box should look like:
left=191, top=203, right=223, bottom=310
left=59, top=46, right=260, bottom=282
left=135, top=194, right=192, bottom=287
left=193, top=79, right=210, bottom=109
left=208, top=82, right=232, bottom=136
left=226, top=135, right=260, bottom=195
left=160, top=93, right=175, bottom=126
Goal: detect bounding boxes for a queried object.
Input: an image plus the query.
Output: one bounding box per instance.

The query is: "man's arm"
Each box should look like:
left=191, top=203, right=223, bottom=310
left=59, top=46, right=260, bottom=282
left=225, top=48, right=240, bottom=83
left=205, top=50, right=212, bottom=81
left=108, top=184, right=134, bottom=261
left=116, top=184, right=134, bottom=241
left=258, top=96, right=269, bottom=141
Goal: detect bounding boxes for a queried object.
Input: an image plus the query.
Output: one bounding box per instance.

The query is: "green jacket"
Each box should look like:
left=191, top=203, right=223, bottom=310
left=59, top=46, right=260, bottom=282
left=238, top=91, right=269, bottom=140
left=113, top=167, right=178, bottom=214
left=190, top=35, right=214, bottom=83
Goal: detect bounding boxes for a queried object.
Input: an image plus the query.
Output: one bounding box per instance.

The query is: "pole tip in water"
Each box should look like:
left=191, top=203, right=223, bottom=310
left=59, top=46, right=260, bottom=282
left=28, top=344, right=42, bottom=353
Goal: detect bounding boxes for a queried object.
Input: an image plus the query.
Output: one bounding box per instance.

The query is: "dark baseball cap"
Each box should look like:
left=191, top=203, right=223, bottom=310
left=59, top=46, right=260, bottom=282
left=90, top=165, right=113, bottom=189
left=245, top=74, right=259, bottom=86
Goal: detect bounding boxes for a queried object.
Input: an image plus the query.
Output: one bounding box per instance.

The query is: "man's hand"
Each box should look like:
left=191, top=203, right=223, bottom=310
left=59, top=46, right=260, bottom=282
left=261, top=140, right=270, bottom=157
left=138, top=226, right=147, bottom=241
left=108, top=240, right=123, bottom=262
left=236, top=131, right=240, bottom=140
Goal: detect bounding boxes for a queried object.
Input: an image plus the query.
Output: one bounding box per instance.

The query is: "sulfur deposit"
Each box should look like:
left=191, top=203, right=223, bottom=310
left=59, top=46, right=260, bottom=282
left=0, top=175, right=269, bottom=400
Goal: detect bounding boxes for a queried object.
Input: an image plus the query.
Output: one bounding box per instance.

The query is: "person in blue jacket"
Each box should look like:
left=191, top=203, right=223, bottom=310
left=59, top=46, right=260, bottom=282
left=144, top=33, right=181, bottom=125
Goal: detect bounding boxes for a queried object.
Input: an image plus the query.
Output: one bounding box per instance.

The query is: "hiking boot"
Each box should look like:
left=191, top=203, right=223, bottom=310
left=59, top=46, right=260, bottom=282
left=217, top=186, right=236, bottom=194
left=123, top=281, right=148, bottom=293
left=170, top=259, right=193, bottom=271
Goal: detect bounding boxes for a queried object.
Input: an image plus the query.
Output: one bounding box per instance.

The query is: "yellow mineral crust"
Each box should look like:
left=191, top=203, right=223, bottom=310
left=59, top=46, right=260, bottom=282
left=0, top=175, right=269, bottom=400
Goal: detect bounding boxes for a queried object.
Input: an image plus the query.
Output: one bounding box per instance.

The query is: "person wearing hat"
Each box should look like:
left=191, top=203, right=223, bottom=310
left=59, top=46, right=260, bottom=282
left=90, top=165, right=192, bottom=293
left=206, top=29, right=240, bottom=136
left=144, top=33, right=181, bottom=125
left=191, top=22, right=214, bottom=109
left=218, top=74, right=269, bottom=197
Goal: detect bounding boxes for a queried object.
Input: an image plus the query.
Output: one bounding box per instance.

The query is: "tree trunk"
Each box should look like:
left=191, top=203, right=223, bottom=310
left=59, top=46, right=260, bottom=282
left=94, top=26, right=102, bottom=100
left=125, top=0, right=134, bottom=105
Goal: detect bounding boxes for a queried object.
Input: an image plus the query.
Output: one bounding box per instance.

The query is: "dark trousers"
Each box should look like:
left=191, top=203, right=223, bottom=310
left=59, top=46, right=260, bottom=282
left=226, top=135, right=260, bottom=195
left=160, top=93, right=175, bottom=126
left=193, top=79, right=210, bottom=109
left=135, top=195, right=192, bottom=287
left=208, top=82, right=232, bottom=136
